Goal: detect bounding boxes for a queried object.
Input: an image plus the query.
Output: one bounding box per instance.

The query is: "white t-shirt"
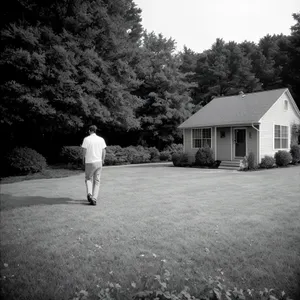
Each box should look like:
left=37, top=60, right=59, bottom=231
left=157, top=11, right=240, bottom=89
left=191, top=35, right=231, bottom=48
left=81, top=133, right=107, bottom=163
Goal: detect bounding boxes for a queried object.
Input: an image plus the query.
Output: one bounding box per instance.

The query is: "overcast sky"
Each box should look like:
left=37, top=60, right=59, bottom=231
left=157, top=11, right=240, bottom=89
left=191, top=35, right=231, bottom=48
left=133, top=0, right=300, bottom=53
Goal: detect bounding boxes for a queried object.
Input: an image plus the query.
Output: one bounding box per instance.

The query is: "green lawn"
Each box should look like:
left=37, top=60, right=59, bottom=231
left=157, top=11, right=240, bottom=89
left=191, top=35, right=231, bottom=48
left=0, top=165, right=300, bottom=299
left=0, top=165, right=83, bottom=184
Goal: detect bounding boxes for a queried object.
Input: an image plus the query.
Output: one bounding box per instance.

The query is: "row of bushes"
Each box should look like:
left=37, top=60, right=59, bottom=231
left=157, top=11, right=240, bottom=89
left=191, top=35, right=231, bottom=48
left=60, top=144, right=183, bottom=167
left=172, top=146, right=220, bottom=168
left=171, top=145, right=300, bottom=170
left=2, top=144, right=299, bottom=176
left=1, top=147, right=47, bottom=176
left=243, top=145, right=300, bottom=170
left=1, top=144, right=184, bottom=176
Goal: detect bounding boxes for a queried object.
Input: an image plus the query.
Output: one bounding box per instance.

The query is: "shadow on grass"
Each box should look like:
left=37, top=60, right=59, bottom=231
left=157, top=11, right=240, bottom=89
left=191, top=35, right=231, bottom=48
left=0, top=194, right=90, bottom=211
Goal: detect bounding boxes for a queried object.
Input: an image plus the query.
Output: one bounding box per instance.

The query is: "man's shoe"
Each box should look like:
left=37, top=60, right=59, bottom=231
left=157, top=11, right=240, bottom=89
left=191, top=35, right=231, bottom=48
left=91, top=198, right=97, bottom=206
left=87, top=193, right=93, bottom=203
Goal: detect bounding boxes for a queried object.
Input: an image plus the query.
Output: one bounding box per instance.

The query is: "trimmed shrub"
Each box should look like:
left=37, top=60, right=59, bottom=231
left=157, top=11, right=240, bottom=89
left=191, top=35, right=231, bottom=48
left=106, top=145, right=151, bottom=165
left=106, top=146, right=128, bottom=165
left=60, top=146, right=82, bottom=168
left=247, top=151, right=257, bottom=170
left=195, top=146, right=214, bottom=166
left=290, top=144, right=300, bottom=164
left=240, top=156, right=248, bottom=170
left=159, top=151, right=171, bottom=161
left=147, top=147, right=160, bottom=162
left=164, top=143, right=183, bottom=155
left=260, top=155, right=275, bottom=169
left=4, top=147, right=47, bottom=176
left=172, top=152, right=189, bottom=167
left=126, top=146, right=151, bottom=164
left=104, top=152, right=118, bottom=165
left=122, top=147, right=139, bottom=163
left=275, top=150, right=292, bottom=167
left=212, top=160, right=221, bottom=168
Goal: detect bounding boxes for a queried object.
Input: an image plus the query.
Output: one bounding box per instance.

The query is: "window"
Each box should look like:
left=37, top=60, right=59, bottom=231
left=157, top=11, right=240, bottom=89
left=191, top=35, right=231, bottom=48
left=192, top=128, right=211, bottom=148
left=274, top=125, right=288, bottom=149
left=284, top=100, right=288, bottom=111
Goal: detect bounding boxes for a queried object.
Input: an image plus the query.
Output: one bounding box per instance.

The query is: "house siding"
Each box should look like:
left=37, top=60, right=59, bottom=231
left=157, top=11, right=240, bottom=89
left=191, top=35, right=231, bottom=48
left=259, top=92, right=300, bottom=161
left=184, top=127, right=216, bottom=163
left=184, top=126, right=259, bottom=162
left=246, top=126, right=258, bottom=163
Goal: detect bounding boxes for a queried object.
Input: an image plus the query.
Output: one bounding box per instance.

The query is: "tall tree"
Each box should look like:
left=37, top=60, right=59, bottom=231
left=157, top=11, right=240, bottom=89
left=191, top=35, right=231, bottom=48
left=288, top=12, right=300, bottom=109
left=133, top=32, right=194, bottom=148
left=0, top=0, right=144, bottom=153
left=194, top=39, right=261, bottom=106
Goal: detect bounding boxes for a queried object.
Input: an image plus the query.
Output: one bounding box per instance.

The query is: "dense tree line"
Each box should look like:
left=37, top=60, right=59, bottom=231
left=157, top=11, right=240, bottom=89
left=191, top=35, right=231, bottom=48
left=1, top=0, right=299, bottom=160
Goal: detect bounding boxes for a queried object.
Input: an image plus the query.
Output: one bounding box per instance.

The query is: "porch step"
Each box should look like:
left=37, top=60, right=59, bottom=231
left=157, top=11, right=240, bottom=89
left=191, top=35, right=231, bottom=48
left=219, top=160, right=241, bottom=170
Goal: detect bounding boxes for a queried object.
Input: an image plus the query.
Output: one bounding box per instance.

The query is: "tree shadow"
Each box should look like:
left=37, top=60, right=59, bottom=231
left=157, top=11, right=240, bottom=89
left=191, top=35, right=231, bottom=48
left=0, top=194, right=90, bottom=211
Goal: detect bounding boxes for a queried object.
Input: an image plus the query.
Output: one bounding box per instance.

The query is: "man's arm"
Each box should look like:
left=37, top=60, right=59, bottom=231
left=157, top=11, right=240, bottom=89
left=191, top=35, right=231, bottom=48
left=102, top=148, right=106, bottom=164
left=82, top=148, right=86, bottom=165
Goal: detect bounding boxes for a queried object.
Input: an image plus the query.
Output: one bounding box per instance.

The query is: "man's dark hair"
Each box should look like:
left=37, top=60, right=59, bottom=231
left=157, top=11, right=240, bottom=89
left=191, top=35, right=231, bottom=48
left=89, top=125, right=97, bottom=133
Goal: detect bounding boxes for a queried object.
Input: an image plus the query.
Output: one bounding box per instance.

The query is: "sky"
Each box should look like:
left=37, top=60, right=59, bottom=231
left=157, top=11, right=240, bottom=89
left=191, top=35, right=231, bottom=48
left=133, top=0, right=300, bottom=53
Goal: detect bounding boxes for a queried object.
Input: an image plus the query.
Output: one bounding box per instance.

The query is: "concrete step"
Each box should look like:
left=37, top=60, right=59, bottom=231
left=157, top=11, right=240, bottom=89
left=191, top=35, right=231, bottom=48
left=219, top=160, right=241, bottom=170
left=219, top=165, right=240, bottom=170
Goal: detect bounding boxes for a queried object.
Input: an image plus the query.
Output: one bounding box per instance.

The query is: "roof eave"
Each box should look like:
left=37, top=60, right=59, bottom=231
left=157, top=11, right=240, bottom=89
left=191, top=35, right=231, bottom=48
left=178, top=121, right=261, bottom=129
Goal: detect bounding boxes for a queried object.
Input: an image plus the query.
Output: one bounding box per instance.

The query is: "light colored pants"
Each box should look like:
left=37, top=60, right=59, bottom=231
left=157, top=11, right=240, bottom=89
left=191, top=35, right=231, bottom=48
left=85, top=161, right=103, bottom=200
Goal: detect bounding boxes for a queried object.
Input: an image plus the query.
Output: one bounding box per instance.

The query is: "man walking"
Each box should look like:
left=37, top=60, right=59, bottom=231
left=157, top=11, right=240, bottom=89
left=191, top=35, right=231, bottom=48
left=81, top=125, right=106, bottom=205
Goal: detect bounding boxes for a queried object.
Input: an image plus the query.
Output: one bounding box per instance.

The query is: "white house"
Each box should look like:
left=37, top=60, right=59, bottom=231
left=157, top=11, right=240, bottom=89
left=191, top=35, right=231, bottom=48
left=178, top=88, right=300, bottom=169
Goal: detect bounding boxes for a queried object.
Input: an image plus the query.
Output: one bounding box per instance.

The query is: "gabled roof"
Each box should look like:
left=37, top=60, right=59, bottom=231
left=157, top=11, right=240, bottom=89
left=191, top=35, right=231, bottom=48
left=178, top=88, right=289, bottom=128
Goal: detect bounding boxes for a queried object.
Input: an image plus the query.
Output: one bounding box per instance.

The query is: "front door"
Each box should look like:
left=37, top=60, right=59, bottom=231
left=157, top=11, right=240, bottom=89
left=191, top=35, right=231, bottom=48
left=234, top=129, right=246, bottom=157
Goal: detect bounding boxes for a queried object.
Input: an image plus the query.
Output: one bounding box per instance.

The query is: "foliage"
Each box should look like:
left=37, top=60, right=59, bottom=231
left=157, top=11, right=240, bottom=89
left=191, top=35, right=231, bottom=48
left=247, top=152, right=257, bottom=170
left=94, top=267, right=293, bottom=300
left=126, top=146, right=151, bottom=164
left=239, top=156, right=249, bottom=170
left=290, top=123, right=300, bottom=146
left=105, top=146, right=130, bottom=165
left=212, top=160, right=222, bottom=169
left=148, top=147, right=161, bottom=162
left=195, top=147, right=215, bottom=166
left=260, top=156, right=276, bottom=169
left=288, top=13, right=300, bottom=111
left=4, top=147, right=47, bottom=176
left=104, top=145, right=164, bottom=165
left=134, top=32, right=194, bottom=148
left=104, top=152, right=118, bottom=166
left=172, top=152, right=189, bottom=167
left=274, top=150, right=292, bottom=167
left=159, top=151, right=171, bottom=161
left=164, top=144, right=184, bottom=155
left=290, top=144, right=300, bottom=164
left=1, top=1, right=300, bottom=159
left=60, top=146, right=82, bottom=168
left=0, top=0, right=144, bottom=149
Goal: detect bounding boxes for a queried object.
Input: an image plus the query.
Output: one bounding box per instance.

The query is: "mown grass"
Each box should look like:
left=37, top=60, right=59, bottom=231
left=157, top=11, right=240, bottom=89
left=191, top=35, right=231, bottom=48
left=0, top=165, right=83, bottom=184
left=0, top=165, right=300, bottom=300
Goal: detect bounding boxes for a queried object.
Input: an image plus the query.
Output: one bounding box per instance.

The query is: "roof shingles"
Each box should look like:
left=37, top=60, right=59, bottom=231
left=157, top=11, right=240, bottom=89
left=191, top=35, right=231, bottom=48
left=178, top=88, right=287, bottom=128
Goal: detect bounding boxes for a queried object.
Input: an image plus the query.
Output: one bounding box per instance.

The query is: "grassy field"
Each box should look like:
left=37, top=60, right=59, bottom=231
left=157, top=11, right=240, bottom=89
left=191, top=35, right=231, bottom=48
left=0, top=165, right=300, bottom=299
left=0, top=165, right=83, bottom=184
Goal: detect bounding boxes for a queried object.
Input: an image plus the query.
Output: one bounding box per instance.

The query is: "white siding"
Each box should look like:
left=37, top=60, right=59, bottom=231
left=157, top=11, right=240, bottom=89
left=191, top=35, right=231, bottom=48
left=259, top=91, right=300, bottom=162
left=246, top=126, right=259, bottom=163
